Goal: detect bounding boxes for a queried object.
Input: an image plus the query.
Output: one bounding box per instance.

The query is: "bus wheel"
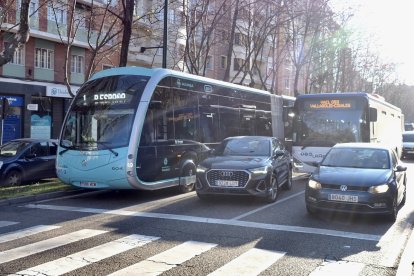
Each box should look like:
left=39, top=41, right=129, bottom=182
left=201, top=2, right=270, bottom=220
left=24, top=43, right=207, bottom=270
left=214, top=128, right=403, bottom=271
left=178, top=162, right=196, bottom=193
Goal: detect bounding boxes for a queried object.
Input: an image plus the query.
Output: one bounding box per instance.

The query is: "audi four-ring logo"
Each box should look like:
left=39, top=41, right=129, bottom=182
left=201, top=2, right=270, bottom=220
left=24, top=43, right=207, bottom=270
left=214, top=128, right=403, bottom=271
left=340, top=185, right=348, bottom=192
left=220, top=171, right=233, bottom=177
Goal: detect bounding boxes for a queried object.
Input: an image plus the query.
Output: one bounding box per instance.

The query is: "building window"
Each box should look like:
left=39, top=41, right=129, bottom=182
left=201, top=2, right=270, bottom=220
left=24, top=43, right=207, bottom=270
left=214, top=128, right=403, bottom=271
left=35, top=48, right=54, bottom=69
left=233, top=58, right=244, bottom=71
left=29, top=0, right=39, bottom=17
left=4, top=42, right=24, bottom=65
left=47, top=4, right=67, bottom=24
left=71, top=55, right=84, bottom=74
left=234, top=33, right=247, bottom=46
left=220, top=56, right=227, bottom=69
left=206, top=55, right=213, bottom=70
left=285, top=78, right=290, bottom=90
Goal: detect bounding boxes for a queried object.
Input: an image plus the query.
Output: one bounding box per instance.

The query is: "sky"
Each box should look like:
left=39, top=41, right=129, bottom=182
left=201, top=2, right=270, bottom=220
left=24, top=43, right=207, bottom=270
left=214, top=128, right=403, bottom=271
left=331, top=0, right=414, bottom=85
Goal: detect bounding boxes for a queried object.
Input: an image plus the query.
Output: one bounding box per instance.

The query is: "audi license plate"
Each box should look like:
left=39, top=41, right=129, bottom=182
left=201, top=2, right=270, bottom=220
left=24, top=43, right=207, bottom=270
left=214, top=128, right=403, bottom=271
left=329, top=194, right=358, bottom=203
left=216, top=180, right=239, bottom=187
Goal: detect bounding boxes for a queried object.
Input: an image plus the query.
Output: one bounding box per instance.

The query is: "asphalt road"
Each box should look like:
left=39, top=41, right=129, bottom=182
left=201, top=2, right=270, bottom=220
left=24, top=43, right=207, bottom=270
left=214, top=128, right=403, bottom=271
left=0, top=164, right=413, bottom=276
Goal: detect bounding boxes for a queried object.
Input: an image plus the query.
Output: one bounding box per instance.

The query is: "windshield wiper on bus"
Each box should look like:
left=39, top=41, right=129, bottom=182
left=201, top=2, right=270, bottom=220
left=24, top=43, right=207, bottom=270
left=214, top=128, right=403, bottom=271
left=95, top=141, right=119, bottom=157
left=59, top=146, right=74, bottom=156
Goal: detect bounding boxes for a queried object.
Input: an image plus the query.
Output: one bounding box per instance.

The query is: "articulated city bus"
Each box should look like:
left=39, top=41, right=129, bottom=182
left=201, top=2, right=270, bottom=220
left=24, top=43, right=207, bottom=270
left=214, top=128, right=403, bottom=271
left=291, top=93, right=404, bottom=174
left=57, top=67, right=294, bottom=191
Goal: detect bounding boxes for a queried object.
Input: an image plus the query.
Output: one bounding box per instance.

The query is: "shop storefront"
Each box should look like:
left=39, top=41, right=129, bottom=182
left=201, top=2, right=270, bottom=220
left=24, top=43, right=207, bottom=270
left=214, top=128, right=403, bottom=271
left=0, top=78, right=78, bottom=144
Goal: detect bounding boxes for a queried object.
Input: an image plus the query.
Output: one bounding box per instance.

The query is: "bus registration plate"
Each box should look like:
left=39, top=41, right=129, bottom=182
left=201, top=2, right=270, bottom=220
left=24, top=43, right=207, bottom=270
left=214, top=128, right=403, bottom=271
left=216, top=180, right=239, bottom=187
left=329, top=194, right=358, bottom=203
left=80, top=182, right=97, bottom=187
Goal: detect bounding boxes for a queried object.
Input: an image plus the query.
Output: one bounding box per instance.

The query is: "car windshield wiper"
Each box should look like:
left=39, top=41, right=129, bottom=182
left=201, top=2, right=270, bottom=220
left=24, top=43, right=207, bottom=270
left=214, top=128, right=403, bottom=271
left=95, top=141, right=119, bottom=157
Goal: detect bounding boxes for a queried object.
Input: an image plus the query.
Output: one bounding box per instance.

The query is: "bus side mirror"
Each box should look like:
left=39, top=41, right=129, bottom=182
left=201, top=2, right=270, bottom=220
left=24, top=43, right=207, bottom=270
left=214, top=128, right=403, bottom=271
left=369, top=107, right=377, bottom=122
left=283, top=107, right=294, bottom=122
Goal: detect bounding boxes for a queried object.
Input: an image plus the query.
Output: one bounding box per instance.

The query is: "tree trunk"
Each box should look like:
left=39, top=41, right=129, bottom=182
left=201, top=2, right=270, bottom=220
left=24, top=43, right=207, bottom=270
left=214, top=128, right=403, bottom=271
left=119, top=0, right=134, bottom=67
left=0, top=0, right=30, bottom=66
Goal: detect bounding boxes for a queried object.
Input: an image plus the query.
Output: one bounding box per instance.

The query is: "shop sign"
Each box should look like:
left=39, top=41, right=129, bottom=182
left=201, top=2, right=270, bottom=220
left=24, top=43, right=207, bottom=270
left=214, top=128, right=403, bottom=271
left=27, top=104, right=38, bottom=111
left=46, top=85, right=79, bottom=98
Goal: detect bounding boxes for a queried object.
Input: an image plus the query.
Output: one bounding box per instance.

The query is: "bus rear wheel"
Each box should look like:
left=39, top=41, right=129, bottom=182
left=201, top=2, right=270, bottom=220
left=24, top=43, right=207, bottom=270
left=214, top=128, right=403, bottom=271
left=178, top=162, right=196, bottom=193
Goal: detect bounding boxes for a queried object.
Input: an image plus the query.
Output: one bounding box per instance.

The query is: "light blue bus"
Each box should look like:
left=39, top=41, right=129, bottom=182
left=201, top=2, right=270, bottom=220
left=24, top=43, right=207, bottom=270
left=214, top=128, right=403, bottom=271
left=57, top=67, right=294, bottom=191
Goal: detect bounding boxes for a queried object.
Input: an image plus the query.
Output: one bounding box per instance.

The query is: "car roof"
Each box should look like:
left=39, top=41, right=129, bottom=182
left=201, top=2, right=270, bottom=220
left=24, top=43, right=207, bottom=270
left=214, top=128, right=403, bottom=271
left=332, top=142, right=392, bottom=151
left=224, top=136, right=273, bottom=141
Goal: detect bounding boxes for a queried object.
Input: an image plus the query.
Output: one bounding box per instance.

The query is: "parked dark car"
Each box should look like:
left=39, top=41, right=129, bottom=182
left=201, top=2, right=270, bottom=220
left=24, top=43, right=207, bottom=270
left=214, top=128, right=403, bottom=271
left=0, top=138, right=58, bottom=186
left=196, top=136, right=293, bottom=203
left=402, top=131, right=414, bottom=159
left=305, top=143, right=407, bottom=221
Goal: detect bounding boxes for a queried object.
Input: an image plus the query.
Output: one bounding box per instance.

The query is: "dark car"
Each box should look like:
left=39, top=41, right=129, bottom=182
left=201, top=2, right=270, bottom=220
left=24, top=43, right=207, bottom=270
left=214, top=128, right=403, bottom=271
left=305, top=143, right=407, bottom=221
left=0, top=138, right=58, bottom=186
left=402, top=131, right=414, bottom=159
left=196, top=136, right=293, bottom=203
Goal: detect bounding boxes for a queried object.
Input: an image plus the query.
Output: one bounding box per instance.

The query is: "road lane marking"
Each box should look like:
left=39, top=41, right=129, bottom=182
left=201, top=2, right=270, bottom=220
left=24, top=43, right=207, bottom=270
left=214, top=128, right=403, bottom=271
left=0, top=221, right=18, bottom=228
left=0, top=229, right=106, bottom=264
left=231, top=191, right=305, bottom=220
left=208, top=248, right=285, bottom=276
left=109, top=241, right=217, bottom=276
left=11, top=234, right=159, bottom=276
left=24, top=204, right=382, bottom=241
left=308, top=259, right=365, bottom=276
left=0, top=225, right=61, bottom=244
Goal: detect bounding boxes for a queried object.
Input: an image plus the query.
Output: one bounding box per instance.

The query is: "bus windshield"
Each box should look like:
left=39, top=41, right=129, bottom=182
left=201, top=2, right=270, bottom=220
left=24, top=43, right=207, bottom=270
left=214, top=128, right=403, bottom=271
left=293, top=109, right=365, bottom=147
left=60, top=75, right=149, bottom=150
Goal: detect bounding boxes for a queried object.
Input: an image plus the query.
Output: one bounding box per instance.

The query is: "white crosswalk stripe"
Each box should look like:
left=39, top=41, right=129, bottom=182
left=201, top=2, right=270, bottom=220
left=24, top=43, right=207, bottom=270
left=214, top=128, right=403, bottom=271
left=109, top=240, right=217, bottom=276
left=308, top=259, right=365, bottom=276
left=0, top=225, right=61, bottom=244
left=208, top=248, right=286, bottom=276
left=0, top=221, right=18, bottom=228
left=0, top=229, right=106, bottom=264
left=10, top=234, right=159, bottom=276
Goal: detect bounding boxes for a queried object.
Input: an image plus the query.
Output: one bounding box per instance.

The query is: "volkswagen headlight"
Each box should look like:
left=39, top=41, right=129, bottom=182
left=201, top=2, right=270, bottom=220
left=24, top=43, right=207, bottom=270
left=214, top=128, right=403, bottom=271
left=308, top=179, right=322, bottom=190
left=368, top=184, right=389, bottom=194
left=249, top=166, right=269, bottom=175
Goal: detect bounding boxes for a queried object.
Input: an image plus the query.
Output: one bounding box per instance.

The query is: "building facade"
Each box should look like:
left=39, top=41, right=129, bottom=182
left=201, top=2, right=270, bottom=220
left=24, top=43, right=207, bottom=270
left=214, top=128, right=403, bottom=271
left=0, top=0, right=120, bottom=143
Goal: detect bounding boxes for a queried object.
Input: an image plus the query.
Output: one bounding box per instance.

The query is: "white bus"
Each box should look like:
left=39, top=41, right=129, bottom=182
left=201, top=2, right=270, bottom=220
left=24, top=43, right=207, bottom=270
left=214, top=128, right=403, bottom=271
left=57, top=67, right=294, bottom=191
left=291, top=93, right=404, bottom=173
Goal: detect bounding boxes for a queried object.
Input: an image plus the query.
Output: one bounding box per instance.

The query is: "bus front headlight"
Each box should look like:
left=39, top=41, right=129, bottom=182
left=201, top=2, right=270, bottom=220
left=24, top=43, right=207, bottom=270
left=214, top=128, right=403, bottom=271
left=308, top=179, right=322, bottom=190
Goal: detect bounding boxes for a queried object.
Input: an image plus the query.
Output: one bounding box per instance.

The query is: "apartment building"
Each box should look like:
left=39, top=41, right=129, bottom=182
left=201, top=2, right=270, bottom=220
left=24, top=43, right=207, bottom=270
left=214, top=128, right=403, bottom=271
left=130, top=0, right=297, bottom=97
left=0, top=0, right=119, bottom=143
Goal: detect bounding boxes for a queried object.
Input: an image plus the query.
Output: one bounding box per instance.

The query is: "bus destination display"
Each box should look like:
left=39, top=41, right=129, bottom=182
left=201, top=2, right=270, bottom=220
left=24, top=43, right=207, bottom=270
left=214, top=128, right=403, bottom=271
left=306, top=99, right=354, bottom=109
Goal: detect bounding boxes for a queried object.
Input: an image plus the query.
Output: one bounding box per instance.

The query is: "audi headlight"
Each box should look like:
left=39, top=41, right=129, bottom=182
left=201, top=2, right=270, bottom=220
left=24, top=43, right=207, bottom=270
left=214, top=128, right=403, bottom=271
left=196, top=165, right=208, bottom=173
left=249, top=166, right=269, bottom=175
left=308, top=179, right=322, bottom=190
left=368, top=184, right=389, bottom=194
left=0, top=161, right=2, bottom=170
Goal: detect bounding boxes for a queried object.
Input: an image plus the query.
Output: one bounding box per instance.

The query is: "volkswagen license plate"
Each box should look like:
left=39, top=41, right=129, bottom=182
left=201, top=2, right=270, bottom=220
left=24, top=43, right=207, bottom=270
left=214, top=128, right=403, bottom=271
left=216, top=180, right=239, bottom=187
left=329, top=194, right=358, bottom=203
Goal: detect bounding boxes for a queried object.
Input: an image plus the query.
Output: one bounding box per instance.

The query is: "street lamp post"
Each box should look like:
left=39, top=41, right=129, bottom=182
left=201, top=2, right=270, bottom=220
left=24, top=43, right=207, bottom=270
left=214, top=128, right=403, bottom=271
left=140, top=0, right=167, bottom=68
left=162, top=0, right=167, bottom=69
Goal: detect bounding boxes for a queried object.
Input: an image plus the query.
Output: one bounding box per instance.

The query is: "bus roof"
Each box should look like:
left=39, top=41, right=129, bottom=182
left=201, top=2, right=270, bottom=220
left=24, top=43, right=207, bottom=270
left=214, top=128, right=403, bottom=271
left=89, top=66, right=294, bottom=100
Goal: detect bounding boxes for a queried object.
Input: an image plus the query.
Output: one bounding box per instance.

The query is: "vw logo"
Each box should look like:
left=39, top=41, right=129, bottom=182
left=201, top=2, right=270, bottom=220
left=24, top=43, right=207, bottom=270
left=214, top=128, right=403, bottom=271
left=340, top=185, right=348, bottom=192
left=81, top=160, right=88, bottom=167
left=220, top=171, right=233, bottom=177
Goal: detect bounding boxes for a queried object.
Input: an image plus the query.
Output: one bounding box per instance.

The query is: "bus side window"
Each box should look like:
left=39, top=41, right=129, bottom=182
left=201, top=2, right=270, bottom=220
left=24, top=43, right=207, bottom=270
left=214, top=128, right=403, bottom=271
left=172, top=89, right=199, bottom=141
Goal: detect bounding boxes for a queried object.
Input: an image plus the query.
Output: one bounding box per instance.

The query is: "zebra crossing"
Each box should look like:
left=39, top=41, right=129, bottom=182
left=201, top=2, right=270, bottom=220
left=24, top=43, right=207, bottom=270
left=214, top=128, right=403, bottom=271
left=0, top=220, right=367, bottom=276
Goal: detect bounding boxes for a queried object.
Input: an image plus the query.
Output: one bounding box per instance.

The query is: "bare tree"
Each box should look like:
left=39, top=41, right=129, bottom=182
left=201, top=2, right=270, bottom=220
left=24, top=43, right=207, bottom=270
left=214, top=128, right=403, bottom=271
left=0, top=0, right=30, bottom=66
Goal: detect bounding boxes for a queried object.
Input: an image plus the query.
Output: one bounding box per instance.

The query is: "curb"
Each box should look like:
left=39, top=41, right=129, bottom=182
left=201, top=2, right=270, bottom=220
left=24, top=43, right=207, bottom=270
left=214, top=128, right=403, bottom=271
left=0, top=189, right=88, bottom=207
left=396, top=227, right=414, bottom=276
